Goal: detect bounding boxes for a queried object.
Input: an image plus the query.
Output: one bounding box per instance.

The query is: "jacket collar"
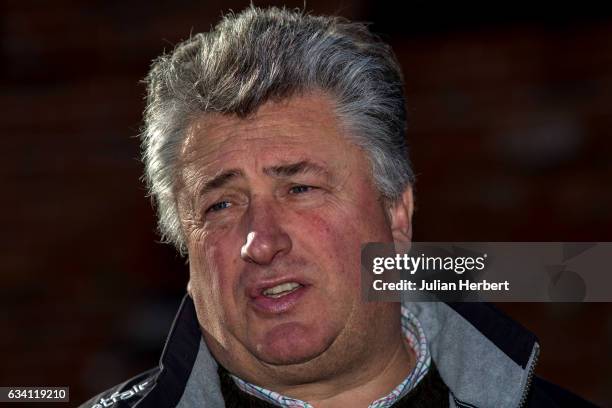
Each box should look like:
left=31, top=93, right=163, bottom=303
left=139, top=294, right=539, bottom=408
left=404, top=301, right=539, bottom=407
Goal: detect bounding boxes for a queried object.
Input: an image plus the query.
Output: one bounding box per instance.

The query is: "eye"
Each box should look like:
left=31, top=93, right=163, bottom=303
left=206, top=201, right=232, bottom=213
left=289, top=185, right=315, bottom=194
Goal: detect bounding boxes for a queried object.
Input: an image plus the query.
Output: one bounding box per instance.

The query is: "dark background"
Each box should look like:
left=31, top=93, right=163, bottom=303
left=2, top=1, right=611, bottom=406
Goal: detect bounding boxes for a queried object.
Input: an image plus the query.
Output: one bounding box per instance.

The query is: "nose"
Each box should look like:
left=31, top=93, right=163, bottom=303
left=240, top=201, right=292, bottom=265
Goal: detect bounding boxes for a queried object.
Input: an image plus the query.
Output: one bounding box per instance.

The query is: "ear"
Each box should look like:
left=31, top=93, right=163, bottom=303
left=387, top=186, right=414, bottom=245
left=187, top=279, right=193, bottom=298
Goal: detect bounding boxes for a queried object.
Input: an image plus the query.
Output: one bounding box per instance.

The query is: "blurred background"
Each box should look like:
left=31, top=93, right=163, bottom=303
left=1, top=0, right=611, bottom=406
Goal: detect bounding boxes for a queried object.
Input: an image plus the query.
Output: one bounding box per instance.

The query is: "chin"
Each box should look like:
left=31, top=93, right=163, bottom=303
left=252, top=321, right=335, bottom=366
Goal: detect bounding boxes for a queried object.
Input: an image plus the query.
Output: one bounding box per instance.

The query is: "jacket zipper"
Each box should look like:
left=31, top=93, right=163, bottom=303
left=518, top=343, right=540, bottom=407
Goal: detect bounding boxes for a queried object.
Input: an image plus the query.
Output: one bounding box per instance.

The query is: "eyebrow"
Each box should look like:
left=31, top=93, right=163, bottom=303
left=198, top=169, right=244, bottom=196
left=198, top=160, right=330, bottom=196
left=263, top=160, right=329, bottom=179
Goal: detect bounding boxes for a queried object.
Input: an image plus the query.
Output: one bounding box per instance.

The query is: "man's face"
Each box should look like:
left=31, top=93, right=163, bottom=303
left=178, top=92, right=409, bottom=379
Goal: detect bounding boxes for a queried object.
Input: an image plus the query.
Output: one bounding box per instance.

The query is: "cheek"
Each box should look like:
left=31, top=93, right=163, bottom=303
left=296, top=194, right=391, bottom=279
left=296, top=210, right=363, bottom=283
left=188, top=239, right=246, bottom=345
left=189, top=237, right=241, bottom=311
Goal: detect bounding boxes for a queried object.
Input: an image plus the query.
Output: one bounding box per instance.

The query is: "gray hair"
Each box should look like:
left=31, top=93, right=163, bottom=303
left=142, top=6, right=415, bottom=254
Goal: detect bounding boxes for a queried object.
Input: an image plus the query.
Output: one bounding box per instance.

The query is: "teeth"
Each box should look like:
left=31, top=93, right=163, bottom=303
left=263, top=282, right=302, bottom=298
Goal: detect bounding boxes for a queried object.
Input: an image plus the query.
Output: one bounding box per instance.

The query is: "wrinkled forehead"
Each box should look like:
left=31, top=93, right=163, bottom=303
left=176, top=92, right=365, bottom=182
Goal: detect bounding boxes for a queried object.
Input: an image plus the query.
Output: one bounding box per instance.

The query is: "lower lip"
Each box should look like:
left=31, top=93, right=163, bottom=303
left=250, top=285, right=309, bottom=315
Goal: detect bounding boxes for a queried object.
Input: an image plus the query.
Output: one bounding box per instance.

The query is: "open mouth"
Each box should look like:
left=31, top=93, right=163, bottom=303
left=250, top=280, right=309, bottom=314
left=262, top=282, right=304, bottom=298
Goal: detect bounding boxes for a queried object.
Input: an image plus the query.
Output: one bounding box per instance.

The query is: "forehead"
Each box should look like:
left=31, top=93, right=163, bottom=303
left=180, top=92, right=361, bottom=170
